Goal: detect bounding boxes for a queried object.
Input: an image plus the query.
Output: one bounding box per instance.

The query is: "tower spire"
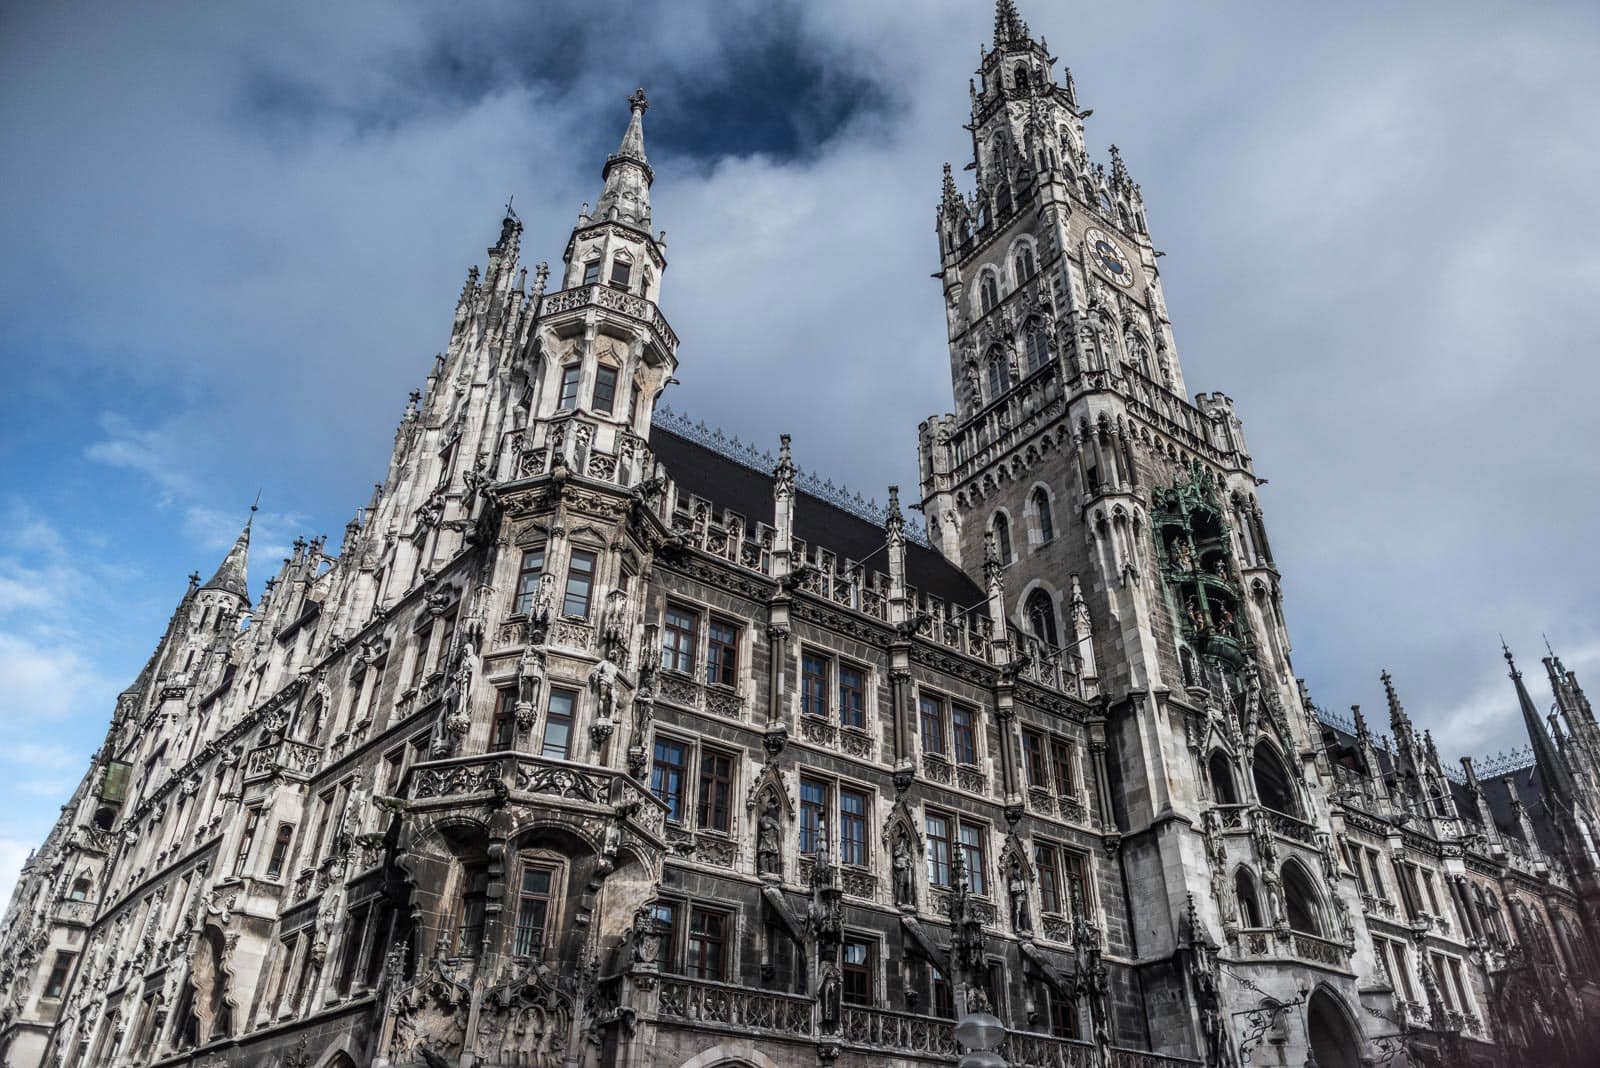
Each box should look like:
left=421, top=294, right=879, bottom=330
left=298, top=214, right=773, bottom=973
left=199, top=506, right=254, bottom=602
left=994, top=0, right=1029, bottom=46
left=595, top=88, right=654, bottom=229
left=1505, top=642, right=1576, bottom=807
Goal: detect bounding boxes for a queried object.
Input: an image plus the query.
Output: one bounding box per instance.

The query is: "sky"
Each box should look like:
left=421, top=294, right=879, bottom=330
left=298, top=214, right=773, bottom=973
left=2, top=0, right=1598, bottom=904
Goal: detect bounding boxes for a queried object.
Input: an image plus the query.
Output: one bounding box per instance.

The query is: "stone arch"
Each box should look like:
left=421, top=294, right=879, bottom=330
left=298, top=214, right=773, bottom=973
left=990, top=509, right=1016, bottom=565
left=1019, top=583, right=1062, bottom=649
left=676, top=1044, right=786, bottom=1068
left=1233, top=866, right=1264, bottom=928
left=1008, top=234, right=1040, bottom=287
left=1281, top=858, right=1325, bottom=936
left=1251, top=738, right=1300, bottom=816
left=1207, top=750, right=1240, bottom=805
left=1024, top=482, right=1056, bottom=548
left=1304, top=985, right=1362, bottom=1068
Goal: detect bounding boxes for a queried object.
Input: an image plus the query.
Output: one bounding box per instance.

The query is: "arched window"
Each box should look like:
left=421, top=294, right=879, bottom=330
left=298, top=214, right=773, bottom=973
left=1025, top=589, right=1059, bottom=648
left=980, top=273, right=1000, bottom=314
left=581, top=257, right=602, bottom=286
left=1234, top=868, right=1263, bottom=927
left=1014, top=246, right=1036, bottom=283
left=1208, top=752, right=1239, bottom=805
left=1128, top=336, right=1153, bottom=379
left=1252, top=741, right=1299, bottom=816
left=992, top=514, right=1014, bottom=565
left=987, top=353, right=1011, bottom=399
left=69, top=876, right=91, bottom=902
left=1024, top=321, right=1051, bottom=373
left=1014, top=63, right=1030, bottom=89
left=1031, top=488, right=1054, bottom=543
left=1282, top=860, right=1324, bottom=936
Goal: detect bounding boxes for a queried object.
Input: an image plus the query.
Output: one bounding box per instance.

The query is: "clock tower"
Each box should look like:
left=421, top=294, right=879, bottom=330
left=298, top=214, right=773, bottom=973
left=920, top=0, right=1378, bottom=1059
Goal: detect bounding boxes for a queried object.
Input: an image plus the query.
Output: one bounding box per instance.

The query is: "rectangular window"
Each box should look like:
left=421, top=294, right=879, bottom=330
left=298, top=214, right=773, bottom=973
left=1346, top=843, right=1370, bottom=894
left=458, top=866, right=489, bottom=957
left=582, top=260, right=601, bottom=285
left=801, top=652, right=829, bottom=718
left=800, top=778, right=829, bottom=855
left=265, top=823, right=295, bottom=879
left=542, top=688, right=576, bottom=759
left=492, top=687, right=518, bottom=750
left=562, top=549, right=597, bottom=618
left=652, top=901, right=680, bottom=973
left=1365, top=849, right=1387, bottom=899
left=1431, top=954, right=1455, bottom=1010
left=1448, top=957, right=1470, bottom=1014
left=838, top=664, right=865, bottom=729
left=952, top=704, right=978, bottom=766
left=1389, top=941, right=1416, bottom=1000
left=707, top=619, right=739, bottom=687
left=609, top=258, right=632, bottom=290
left=919, top=695, right=947, bottom=756
left=1422, top=871, right=1442, bottom=914
left=662, top=605, right=699, bottom=674
left=1061, top=850, right=1091, bottom=917
left=514, top=548, right=545, bottom=615
left=234, top=806, right=262, bottom=876
left=558, top=365, right=581, bottom=409
left=960, top=822, right=988, bottom=895
left=931, top=964, right=955, bottom=1018
left=593, top=365, right=619, bottom=414
left=697, top=749, right=733, bottom=833
left=839, top=787, right=869, bottom=867
left=1051, top=739, right=1076, bottom=794
left=337, top=906, right=368, bottom=995
left=1047, top=983, right=1076, bottom=1038
left=43, top=952, right=74, bottom=999
left=1035, top=843, right=1063, bottom=914
left=652, top=739, right=689, bottom=823
left=842, top=938, right=875, bottom=1005
left=926, top=813, right=952, bottom=887
left=686, top=907, right=728, bottom=981
left=514, top=864, right=555, bottom=958
left=1022, top=730, right=1048, bottom=787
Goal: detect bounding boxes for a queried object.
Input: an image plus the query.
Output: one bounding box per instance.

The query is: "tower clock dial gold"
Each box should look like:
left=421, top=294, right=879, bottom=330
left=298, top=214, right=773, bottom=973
left=1084, top=227, right=1135, bottom=288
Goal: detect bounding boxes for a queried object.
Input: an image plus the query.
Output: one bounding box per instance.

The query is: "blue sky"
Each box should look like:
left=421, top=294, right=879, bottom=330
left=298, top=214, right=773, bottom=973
left=2, top=0, right=1598, bottom=902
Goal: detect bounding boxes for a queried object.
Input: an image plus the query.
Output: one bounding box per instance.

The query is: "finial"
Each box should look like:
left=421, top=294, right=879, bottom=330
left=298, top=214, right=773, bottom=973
left=1502, top=637, right=1520, bottom=676
left=1544, top=632, right=1556, bottom=659
left=629, top=87, right=649, bottom=114
left=504, top=193, right=516, bottom=218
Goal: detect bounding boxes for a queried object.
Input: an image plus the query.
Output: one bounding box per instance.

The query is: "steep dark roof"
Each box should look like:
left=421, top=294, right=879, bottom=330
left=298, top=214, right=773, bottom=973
left=648, top=425, right=983, bottom=607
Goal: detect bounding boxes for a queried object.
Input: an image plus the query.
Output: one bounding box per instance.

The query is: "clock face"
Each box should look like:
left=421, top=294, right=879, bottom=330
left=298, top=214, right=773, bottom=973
left=1085, top=227, right=1135, bottom=288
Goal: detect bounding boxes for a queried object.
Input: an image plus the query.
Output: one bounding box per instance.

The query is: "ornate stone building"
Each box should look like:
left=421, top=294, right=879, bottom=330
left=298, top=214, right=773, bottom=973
left=2, top=4, right=1597, bottom=1067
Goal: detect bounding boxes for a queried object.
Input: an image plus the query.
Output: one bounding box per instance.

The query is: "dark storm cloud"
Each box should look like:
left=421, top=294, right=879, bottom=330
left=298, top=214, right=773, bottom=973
left=2, top=0, right=1598, bottom=821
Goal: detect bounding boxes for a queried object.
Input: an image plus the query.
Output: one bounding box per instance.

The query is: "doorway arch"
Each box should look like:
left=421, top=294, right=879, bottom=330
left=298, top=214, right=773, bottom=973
left=1305, top=987, right=1361, bottom=1068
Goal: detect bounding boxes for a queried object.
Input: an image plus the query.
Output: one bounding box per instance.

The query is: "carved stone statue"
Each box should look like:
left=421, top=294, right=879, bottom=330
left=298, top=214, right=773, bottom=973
left=589, top=658, right=620, bottom=724
left=756, top=796, right=783, bottom=877
left=817, top=960, right=841, bottom=1028
left=1008, top=857, right=1032, bottom=934
left=599, top=588, right=630, bottom=657
left=892, top=832, right=917, bottom=908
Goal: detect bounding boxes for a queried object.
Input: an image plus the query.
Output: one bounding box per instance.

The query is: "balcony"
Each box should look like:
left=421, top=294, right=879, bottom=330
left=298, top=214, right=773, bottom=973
left=654, top=977, right=1200, bottom=1067
left=540, top=282, right=678, bottom=352
left=403, top=753, right=667, bottom=844
left=243, top=739, right=323, bottom=783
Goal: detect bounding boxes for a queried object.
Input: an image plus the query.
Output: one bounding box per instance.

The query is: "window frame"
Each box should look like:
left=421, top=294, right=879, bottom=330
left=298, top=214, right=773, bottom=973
left=951, top=702, right=979, bottom=767
left=593, top=364, right=620, bottom=414
left=661, top=604, right=700, bottom=676
left=925, top=811, right=953, bottom=888
left=1035, top=841, right=1064, bottom=915
left=706, top=617, right=740, bottom=688
left=513, top=546, right=545, bottom=615
left=696, top=747, right=734, bottom=834
left=1022, top=729, right=1049, bottom=788
left=842, top=935, right=878, bottom=1005
left=581, top=259, right=601, bottom=285
left=562, top=549, right=598, bottom=619
left=652, top=736, right=690, bottom=824
left=558, top=364, right=581, bottom=410
left=838, top=662, right=866, bottom=729
left=959, top=820, right=989, bottom=896
left=801, top=650, right=830, bottom=719
left=685, top=905, right=731, bottom=981
left=541, top=687, right=577, bottom=759
left=512, top=858, right=559, bottom=959
left=919, top=694, right=948, bottom=757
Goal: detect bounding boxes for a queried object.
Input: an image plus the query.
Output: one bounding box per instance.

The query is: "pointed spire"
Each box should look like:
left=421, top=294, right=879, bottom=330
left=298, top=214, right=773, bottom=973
left=200, top=507, right=254, bottom=601
left=994, top=0, right=1029, bottom=47
left=1506, top=642, right=1577, bottom=806
left=595, top=88, right=654, bottom=229
left=1380, top=669, right=1414, bottom=736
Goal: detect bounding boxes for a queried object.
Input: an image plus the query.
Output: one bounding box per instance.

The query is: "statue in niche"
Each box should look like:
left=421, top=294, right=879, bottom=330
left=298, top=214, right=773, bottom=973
left=756, top=796, right=783, bottom=877
left=891, top=832, right=917, bottom=908
left=516, top=646, right=544, bottom=730
left=1174, top=539, right=1195, bottom=572
left=589, top=658, right=620, bottom=724
left=1008, top=857, right=1032, bottom=934
left=599, top=588, right=631, bottom=656
left=817, top=960, right=842, bottom=1028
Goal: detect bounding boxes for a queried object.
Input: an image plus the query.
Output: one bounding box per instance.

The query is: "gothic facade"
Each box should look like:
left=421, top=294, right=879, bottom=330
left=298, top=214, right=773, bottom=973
left=3, top=4, right=1598, bottom=1067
